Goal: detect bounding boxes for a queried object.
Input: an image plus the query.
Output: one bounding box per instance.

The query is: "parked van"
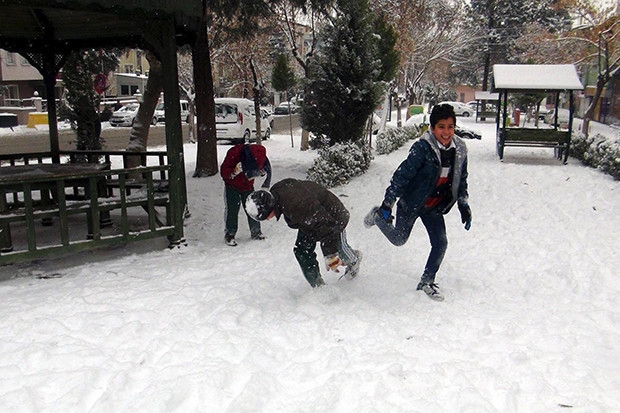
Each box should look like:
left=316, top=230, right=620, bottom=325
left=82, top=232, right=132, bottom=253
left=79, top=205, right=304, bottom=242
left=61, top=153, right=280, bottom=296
left=153, top=100, right=190, bottom=124
left=214, top=98, right=271, bottom=142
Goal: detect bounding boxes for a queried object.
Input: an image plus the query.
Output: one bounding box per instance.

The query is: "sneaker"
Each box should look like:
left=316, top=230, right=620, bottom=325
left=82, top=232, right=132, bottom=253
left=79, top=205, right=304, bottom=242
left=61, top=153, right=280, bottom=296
left=416, top=282, right=444, bottom=302
left=224, top=233, right=237, bottom=247
left=251, top=233, right=266, bottom=240
left=341, top=250, right=363, bottom=280
left=363, top=207, right=379, bottom=228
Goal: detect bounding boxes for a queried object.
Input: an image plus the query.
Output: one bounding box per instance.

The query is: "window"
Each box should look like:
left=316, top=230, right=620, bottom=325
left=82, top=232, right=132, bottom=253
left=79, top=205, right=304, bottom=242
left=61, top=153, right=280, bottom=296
left=5, top=51, right=16, bottom=65
left=121, top=85, right=130, bottom=95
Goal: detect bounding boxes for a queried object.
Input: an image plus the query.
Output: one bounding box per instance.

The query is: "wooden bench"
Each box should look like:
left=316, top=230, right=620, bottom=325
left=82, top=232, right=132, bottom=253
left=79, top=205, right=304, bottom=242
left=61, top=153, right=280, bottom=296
left=0, top=164, right=173, bottom=264
left=497, top=128, right=571, bottom=163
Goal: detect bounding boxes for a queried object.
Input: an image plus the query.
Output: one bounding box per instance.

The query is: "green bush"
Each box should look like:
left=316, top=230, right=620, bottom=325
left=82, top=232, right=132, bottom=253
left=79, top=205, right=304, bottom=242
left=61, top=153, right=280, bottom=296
left=570, top=131, right=620, bottom=180
left=375, top=125, right=422, bottom=155
left=307, top=141, right=374, bottom=188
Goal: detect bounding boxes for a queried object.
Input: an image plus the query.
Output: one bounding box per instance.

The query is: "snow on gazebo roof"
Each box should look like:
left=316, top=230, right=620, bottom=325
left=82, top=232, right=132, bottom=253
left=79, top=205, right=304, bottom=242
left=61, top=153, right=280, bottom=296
left=493, top=64, right=584, bottom=91
left=474, top=91, right=499, bottom=100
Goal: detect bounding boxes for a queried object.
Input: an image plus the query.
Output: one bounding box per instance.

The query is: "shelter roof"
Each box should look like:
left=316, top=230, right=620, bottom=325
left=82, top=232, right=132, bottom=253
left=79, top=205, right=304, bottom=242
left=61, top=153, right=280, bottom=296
left=493, top=64, right=584, bottom=92
left=474, top=91, right=499, bottom=100
left=0, top=0, right=202, bottom=52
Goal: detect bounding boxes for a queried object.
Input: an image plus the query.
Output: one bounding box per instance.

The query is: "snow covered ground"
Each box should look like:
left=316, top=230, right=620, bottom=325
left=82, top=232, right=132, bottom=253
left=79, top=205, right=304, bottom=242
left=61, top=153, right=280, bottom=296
left=0, top=116, right=619, bottom=412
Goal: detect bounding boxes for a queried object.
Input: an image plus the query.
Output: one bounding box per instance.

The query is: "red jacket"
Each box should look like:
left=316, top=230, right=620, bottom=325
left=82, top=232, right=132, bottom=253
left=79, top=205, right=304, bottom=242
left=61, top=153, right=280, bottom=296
left=220, top=144, right=271, bottom=192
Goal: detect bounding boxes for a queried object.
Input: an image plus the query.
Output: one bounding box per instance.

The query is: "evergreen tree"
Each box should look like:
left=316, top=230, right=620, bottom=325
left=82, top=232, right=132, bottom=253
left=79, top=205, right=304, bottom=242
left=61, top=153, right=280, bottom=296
left=61, top=49, right=119, bottom=154
left=302, top=0, right=384, bottom=146
left=271, top=54, right=296, bottom=100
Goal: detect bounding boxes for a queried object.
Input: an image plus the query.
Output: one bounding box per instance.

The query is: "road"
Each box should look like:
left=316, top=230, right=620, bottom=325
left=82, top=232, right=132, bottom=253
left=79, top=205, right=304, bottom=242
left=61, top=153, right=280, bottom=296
left=0, top=114, right=300, bottom=155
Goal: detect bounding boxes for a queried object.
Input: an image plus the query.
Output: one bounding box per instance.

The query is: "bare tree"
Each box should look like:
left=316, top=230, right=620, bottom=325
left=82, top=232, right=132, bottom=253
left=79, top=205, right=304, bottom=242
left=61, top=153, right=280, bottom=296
left=125, top=51, right=162, bottom=169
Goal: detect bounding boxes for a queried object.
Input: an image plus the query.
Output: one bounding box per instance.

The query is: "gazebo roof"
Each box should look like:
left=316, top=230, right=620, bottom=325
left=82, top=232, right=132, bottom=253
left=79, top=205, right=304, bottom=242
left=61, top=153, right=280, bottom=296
left=0, top=0, right=202, bottom=52
left=493, top=64, right=584, bottom=92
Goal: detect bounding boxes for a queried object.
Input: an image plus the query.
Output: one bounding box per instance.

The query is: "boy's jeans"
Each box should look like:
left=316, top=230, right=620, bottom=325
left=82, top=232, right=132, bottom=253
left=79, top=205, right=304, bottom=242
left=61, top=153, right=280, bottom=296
left=374, top=203, right=447, bottom=282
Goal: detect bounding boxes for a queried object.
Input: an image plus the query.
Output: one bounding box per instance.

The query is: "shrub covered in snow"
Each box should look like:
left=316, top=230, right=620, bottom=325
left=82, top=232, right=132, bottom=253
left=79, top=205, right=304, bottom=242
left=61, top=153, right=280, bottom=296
left=307, top=141, right=373, bottom=188
left=570, top=131, right=620, bottom=180
left=375, top=125, right=422, bottom=155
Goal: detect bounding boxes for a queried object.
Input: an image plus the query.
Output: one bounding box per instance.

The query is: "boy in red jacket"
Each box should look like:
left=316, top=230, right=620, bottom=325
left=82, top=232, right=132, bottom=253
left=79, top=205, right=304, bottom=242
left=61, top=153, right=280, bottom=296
left=220, top=143, right=272, bottom=246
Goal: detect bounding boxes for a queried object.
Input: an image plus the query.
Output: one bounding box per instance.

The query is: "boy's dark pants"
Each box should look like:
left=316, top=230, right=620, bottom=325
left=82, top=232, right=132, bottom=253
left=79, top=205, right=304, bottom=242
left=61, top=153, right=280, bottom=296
left=224, top=186, right=261, bottom=237
left=293, top=231, right=324, bottom=287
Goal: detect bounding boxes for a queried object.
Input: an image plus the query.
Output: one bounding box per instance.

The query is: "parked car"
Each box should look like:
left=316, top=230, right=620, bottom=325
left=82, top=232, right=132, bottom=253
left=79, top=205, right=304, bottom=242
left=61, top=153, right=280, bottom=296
left=214, top=98, right=271, bottom=142
left=544, top=108, right=570, bottom=126
left=454, top=126, right=482, bottom=140
left=109, top=103, right=140, bottom=127
left=273, top=101, right=299, bottom=115
left=153, top=100, right=190, bottom=124
left=437, top=101, right=474, bottom=117
left=261, top=108, right=274, bottom=129
left=466, top=101, right=478, bottom=111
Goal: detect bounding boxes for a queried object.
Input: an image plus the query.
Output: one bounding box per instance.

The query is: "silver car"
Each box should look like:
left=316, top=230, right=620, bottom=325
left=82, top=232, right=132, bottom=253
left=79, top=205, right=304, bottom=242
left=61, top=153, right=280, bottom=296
left=437, top=101, right=473, bottom=117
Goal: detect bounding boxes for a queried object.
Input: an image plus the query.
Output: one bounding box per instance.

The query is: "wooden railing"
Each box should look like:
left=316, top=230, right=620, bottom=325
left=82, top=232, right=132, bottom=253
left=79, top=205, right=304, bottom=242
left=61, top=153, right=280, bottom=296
left=0, top=151, right=174, bottom=265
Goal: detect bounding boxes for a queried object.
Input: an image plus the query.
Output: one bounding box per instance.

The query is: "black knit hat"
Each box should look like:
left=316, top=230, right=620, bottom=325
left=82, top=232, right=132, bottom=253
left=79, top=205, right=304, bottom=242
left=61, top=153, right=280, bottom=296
left=245, top=190, right=276, bottom=221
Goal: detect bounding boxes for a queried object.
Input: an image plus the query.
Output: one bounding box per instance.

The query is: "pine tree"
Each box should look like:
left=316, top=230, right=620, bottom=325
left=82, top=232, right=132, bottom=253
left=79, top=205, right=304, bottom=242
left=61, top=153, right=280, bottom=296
left=302, top=0, right=383, bottom=146
left=61, top=49, right=119, bottom=154
left=271, top=54, right=296, bottom=100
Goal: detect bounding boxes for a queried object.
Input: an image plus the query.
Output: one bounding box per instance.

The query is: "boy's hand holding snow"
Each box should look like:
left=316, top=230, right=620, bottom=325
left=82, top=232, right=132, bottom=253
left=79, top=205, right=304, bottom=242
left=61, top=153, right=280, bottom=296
left=231, top=162, right=243, bottom=178
left=325, top=254, right=345, bottom=273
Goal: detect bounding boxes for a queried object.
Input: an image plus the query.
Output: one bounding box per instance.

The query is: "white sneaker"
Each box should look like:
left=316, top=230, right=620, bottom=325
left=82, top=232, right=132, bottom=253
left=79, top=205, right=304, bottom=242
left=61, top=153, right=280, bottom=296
left=363, top=207, right=379, bottom=228
left=342, top=250, right=362, bottom=280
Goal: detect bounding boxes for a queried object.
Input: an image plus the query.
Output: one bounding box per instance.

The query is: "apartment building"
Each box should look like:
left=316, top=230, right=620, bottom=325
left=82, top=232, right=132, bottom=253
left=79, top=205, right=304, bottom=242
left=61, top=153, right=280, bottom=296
left=0, top=49, right=47, bottom=106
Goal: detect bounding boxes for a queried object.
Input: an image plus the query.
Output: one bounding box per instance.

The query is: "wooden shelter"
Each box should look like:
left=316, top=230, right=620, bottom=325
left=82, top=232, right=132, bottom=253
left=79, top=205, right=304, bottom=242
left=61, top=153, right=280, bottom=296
left=492, top=64, right=584, bottom=163
left=473, top=91, right=499, bottom=123
left=0, top=0, right=203, bottom=264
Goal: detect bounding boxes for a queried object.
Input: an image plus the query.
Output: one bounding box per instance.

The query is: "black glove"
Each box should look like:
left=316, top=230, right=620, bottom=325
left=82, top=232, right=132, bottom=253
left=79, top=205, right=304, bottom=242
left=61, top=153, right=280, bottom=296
left=379, top=203, right=393, bottom=223
left=458, top=203, right=471, bottom=230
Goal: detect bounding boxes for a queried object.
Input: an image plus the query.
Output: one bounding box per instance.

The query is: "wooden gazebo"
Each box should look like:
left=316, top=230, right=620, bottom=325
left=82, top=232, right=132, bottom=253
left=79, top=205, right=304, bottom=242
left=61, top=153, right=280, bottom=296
left=492, top=64, right=584, bottom=163
left=0, top=0, right=203, bottom=264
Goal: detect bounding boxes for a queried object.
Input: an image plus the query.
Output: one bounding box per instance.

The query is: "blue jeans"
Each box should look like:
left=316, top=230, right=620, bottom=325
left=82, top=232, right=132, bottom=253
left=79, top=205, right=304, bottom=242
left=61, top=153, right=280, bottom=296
left=374, top=203, right=447, bottom=282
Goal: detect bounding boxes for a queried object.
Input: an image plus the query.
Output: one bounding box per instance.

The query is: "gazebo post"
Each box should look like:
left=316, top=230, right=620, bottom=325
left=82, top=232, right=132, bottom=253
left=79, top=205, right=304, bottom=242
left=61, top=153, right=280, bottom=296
left=158, top=17, right=188, bottom=246
left=43, top=50, right=60, bottom=164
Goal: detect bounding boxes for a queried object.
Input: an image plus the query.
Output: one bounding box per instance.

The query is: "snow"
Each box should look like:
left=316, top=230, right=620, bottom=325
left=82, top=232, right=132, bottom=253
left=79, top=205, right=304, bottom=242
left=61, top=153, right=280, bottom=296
left=493, top=64, right=584, bottom=90
left=1, top=116, right=619, bottom=412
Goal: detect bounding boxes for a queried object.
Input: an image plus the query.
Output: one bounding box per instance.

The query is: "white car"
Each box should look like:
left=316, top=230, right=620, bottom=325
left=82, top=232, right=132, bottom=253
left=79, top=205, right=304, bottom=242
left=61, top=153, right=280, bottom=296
left=153, top=100, right=190, bottom=124
left=109, top=103, right=140, bottom=127
left=437, top=101, right=473, bottom=117
left=215, top=98, right=271, bottom=142
left=544, top=108, right=570, bottom=126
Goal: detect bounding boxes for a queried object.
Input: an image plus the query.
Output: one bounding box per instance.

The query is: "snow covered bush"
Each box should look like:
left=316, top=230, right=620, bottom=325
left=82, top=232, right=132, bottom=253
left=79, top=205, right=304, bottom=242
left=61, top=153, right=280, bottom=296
left=375, top=125, right=422, bottom=155
left=570, top=131, right=620, bottom=180
left=307, top=142, right=373, bottom=188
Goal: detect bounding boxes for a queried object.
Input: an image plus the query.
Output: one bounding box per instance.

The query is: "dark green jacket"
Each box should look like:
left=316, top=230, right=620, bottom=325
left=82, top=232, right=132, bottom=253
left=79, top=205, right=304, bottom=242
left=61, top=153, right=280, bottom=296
left=271, top=178, right=349, bottom=256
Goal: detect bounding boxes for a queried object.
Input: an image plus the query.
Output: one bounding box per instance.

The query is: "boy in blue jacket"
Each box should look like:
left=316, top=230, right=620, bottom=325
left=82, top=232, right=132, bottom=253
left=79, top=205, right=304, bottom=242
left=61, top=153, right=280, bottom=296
left=364, top=104, right=471, bottom=301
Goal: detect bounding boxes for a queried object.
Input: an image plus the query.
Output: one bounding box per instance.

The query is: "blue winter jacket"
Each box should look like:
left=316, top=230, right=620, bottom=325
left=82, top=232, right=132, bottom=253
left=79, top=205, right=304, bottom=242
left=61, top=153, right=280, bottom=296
left=383, top=130, right=469, bottom=216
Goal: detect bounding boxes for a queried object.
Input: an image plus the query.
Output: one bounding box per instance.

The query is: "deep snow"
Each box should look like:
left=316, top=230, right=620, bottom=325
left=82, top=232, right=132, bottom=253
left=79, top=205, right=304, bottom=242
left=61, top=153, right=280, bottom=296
left=0, top=116, right=619, bottom=412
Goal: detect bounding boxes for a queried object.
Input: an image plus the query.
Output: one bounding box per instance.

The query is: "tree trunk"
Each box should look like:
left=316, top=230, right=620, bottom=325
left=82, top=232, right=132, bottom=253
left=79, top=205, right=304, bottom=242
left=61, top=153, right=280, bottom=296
left=192, top=17, right=219, bottom=177
left=300, top=129, right=309, bottom=151
left=249, top=57, right=262, bottom=146
left=581, top=75, right=607, bottom=134
left=125, top=51, right=162, bottom=169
